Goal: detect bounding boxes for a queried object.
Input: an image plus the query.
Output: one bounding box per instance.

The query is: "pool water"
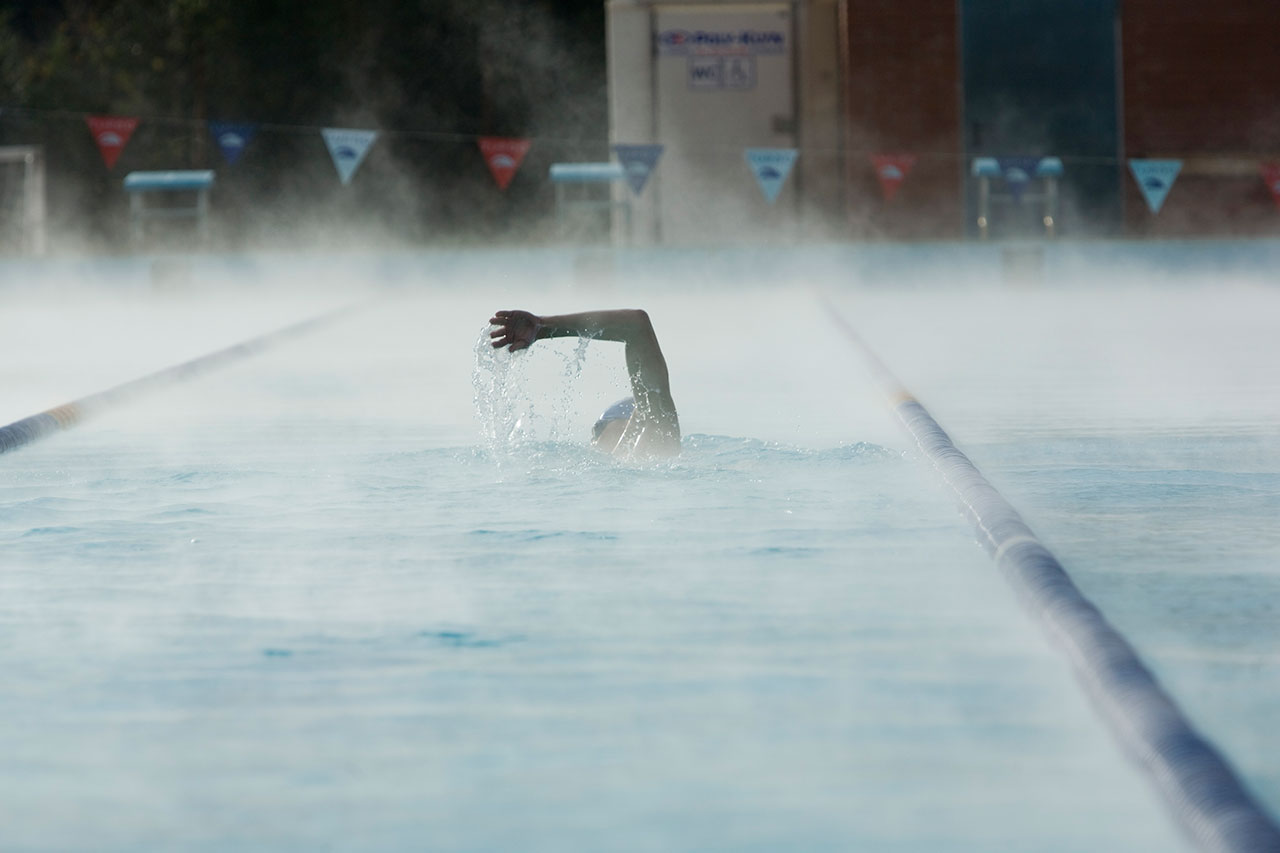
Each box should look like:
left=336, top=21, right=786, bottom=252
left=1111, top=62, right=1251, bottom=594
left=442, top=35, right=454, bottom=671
left=0, top=252, right=1276, bottom=850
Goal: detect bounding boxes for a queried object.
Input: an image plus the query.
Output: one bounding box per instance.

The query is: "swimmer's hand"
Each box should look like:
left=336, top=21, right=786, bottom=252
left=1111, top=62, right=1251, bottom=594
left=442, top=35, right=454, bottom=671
left=488, top=310, right=542, bottom=352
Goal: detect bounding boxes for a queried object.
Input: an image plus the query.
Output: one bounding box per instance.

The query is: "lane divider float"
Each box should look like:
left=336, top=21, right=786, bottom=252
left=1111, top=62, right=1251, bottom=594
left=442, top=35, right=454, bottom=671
left=823, top=296, right=1280, bottom=853
left=0, top=305, right=352, bottom=456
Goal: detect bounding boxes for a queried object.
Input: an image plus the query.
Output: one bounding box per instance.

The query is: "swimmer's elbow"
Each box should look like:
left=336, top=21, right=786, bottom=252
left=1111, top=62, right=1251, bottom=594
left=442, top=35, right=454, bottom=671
left=625, top=309, right=655, bottom=339
left=623, top=308, right=651, bottom=328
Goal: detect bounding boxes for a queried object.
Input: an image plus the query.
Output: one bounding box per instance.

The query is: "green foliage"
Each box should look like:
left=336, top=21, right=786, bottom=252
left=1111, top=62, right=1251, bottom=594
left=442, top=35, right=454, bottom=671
left=0, top=13, right=22, bottom=99
left=0, top=0, right=608, bottom=250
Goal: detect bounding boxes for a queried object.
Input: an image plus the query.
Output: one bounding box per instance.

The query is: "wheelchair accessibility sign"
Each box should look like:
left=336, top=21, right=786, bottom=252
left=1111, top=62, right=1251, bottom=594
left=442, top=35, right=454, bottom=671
left=688, top=55, right=756, bottom=91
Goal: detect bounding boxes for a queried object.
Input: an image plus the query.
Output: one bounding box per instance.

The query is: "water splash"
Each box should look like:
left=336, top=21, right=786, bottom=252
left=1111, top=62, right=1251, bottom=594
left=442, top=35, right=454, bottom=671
left=472, top=327, right=521, bottom=452
left=472, top=326, right=596, bottom=455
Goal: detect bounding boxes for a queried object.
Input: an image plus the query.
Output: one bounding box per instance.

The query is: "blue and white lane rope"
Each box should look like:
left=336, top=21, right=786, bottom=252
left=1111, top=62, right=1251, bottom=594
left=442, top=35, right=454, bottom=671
left=0, top=305, right=350, bottom=456
left=824, top=299, right=1280, bottom=853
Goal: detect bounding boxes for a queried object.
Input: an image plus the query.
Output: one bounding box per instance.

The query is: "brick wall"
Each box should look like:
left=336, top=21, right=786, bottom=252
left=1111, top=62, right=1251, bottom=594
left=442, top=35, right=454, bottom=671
left=835, top=1, right=1280, bottom=239
left=842, top=0, right=963, bottom=238
left=1122, top=1, right=1280, bottom=235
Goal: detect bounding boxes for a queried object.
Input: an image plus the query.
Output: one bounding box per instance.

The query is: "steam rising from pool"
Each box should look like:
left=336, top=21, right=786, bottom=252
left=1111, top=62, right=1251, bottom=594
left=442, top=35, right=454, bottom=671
left=1, top=246, right=1278, bottom=850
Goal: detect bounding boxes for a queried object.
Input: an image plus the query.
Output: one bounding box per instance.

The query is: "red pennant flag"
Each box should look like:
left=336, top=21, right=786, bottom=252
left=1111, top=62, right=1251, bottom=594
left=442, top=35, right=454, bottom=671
left=1261, top=163, right=1280, bottom=211
left=870, top=154, right=917, bottom=202
left=478, top=137, right=531, bottom=191
left=86, top=115, right=139, bottom=170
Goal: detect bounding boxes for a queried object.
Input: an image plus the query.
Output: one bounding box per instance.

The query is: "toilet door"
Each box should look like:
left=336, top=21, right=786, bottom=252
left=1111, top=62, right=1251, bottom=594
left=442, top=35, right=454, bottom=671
left=652, top=3, right=796, bottom=243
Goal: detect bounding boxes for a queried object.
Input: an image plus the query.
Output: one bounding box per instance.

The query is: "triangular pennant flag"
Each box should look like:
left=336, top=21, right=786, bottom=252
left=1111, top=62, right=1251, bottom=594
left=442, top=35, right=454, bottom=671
left=612, top=144, right=664, bottom=195
left=321, top=128, right=378, bottom=185
left=209, top=121, right=258, bottom=166
left=997, top=156, right=1041, bottom=202
left=478, top=137, right=531, bottom=190
left=745, top=148, right=798, bottom=204
left=870, top=154, right=916, bottom=202
left=86, top=115, right=139, bottom=170
left=1128, top=159, right=1182, bottom=214
left=1260, top=163, right=1280, bottom=211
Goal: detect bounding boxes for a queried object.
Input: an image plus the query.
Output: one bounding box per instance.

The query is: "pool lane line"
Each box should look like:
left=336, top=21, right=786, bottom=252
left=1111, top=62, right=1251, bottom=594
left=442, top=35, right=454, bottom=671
left=0, top=304, right=355, bottom=456
left=821, top=296, right=1280, bottom=853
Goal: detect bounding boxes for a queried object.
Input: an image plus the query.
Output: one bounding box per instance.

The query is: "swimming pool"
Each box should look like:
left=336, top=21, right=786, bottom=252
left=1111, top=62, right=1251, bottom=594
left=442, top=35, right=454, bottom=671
left=0, top=246, right=1276, bottom=850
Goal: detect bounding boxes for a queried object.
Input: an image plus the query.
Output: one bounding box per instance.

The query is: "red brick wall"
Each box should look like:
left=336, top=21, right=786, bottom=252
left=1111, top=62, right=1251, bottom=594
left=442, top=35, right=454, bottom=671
left=1122, top=1, right=1280, bottom=235
left=842, top=0, right=963, bottom=238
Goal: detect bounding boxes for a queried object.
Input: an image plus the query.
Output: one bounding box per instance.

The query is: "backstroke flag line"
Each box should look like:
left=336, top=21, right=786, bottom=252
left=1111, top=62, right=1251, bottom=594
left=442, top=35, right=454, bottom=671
left=745, top=148, right=798, bottom=204
left=209, top=121, right=259, bottom=166
left=613, top=144, right=664, bottom=195
left=478, top=137, right=531, bottom=190
left=1129, top=159, right=1182, bottom=214
left=322, top=128, right=378, bottom=185
left=86, top=115, right=139, bottom=170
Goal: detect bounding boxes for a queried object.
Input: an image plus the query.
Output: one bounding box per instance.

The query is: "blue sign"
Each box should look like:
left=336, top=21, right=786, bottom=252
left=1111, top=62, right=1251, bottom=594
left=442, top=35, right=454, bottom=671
left=657, top=29, right=785, bottom=56
left=208, top=121, right=258, bottom=166
left=745, top=148, right=798, bottom=204
left=1128, top=159, right=1182, bottom=214
left=321, top=128, right=378, bottom=185
left=613, top=143, right=664, bottom=195
left=997, top=156, right=1041, bottom=202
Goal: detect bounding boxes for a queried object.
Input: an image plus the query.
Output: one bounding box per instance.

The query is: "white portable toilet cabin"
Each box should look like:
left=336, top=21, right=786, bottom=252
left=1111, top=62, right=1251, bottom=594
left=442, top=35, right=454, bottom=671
left=607, top=0, right=842, bottom=245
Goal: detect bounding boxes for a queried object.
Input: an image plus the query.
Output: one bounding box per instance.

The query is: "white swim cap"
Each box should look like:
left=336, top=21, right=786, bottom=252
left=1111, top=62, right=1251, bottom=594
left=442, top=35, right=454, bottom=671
left=592, top=397, right=634, bottom=440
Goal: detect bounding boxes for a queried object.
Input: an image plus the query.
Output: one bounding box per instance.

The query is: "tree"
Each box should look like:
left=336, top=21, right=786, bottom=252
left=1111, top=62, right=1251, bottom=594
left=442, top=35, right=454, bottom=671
left=0, top=0, right=608, bottom=250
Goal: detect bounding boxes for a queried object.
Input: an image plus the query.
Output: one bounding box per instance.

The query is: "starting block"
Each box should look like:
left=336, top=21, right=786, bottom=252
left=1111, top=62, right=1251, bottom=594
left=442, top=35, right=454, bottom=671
left=124, top=170, right=215, bottom=248
left=549, top=162, right=631, bottom=242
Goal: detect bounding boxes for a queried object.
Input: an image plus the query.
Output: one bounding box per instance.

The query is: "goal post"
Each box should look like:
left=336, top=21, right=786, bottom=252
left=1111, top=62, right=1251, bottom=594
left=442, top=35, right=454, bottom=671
left=0, top=145, right=47, bottom=256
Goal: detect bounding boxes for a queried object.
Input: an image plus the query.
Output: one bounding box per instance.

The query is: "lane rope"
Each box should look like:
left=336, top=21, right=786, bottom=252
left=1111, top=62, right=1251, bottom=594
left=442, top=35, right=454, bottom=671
left=822, top=296, right=1280, bottom=853
left=0, top=304, right=353, bottom=456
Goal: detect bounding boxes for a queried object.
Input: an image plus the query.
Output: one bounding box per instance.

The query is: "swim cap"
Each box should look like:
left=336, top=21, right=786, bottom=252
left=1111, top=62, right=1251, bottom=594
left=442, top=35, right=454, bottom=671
left=592, top=397, right=635, bottom=441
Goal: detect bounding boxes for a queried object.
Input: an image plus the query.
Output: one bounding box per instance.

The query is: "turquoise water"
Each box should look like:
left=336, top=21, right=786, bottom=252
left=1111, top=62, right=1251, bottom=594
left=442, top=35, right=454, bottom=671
left=0, top=251, right=1276, bottom=849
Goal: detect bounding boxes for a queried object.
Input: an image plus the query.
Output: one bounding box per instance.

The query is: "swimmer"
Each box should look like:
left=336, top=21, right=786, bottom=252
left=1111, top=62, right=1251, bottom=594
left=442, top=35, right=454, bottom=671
left=488, top=309, right=680, bottom=457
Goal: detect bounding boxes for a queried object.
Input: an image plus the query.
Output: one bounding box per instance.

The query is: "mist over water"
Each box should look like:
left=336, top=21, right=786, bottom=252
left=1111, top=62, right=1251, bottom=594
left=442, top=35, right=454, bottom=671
left=1, top=246, right=1278, bottom=849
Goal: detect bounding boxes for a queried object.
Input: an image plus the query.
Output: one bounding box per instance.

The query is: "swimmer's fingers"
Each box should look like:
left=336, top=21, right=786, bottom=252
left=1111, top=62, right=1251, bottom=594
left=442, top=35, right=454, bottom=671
left=488, top=332, right=531, bottom=352
left=488, top=318, right=516, bottom=350
left=487, top=310, right=540, bottom=351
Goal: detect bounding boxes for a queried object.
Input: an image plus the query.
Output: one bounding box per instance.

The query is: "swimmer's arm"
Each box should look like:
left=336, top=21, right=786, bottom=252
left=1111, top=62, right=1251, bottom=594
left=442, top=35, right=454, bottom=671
left=538, top=310, right=674, bottom=417
left=489, top=309, right=678, bottom=429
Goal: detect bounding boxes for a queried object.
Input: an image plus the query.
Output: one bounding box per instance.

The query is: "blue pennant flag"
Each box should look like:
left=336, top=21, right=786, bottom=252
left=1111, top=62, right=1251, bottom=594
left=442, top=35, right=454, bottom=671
left=1128, top=159, right=1182, bottom=214
left=613, top=144, right=664, bottom=195
left=997, top=156, right=1041, bottom=202
left=321, top=128, right=378, bottom=185
left=745, top=148, right=798, bottom=204
left=208, top=121, right=258, bottom=166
